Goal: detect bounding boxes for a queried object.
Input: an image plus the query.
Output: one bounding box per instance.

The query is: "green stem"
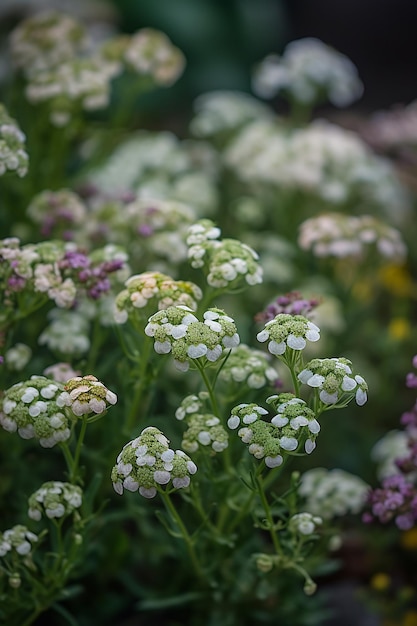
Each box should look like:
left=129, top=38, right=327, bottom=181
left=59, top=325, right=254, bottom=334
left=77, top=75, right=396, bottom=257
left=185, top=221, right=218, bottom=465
left=125, top=337, right=154, bottom=433
left=195, top=361, right=220, bottom=417
left=255, top=473, right=283, bottom=556
left=71, top=417, right=88, bottom=483
left=159, top=491, right=205, bottom=583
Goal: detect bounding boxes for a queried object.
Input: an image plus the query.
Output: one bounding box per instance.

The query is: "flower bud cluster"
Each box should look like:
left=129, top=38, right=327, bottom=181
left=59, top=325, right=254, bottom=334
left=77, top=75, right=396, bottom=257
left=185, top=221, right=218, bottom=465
left=252, top=37, right=363, bottom=107
left=145, top=305, right=240, bottom=371
left=228, top=395, right=319, bottom=467
left=175, top=393, right=228, bottom=453
left=0, top=375, right=72, bottom=447
left=0, top=103, right=29, bottom=177
left=28, top=481, right=82, bottom=520
left=298, top=213, right=407, bottom=262
left=217, top=343, right=280, bottom=389
left=298, top=357, right=368, bottom=406
left=186, top=220, right=263, bottom=289
left=122, top=28, right=185, bottom=86
left=289, top=512, right=322, bottom=536
left=111, top=426, right=197, bottom=498
left=63, top=375, right=117, bottom=418
left=256, top=313, right=320, bottom=356
left=1, top=237, right=126, bottom=312
left=25, top=55, right=120, bottom=127
left=9, top=10, right=86, bottom=78
left=0, top=525, right=38, bottom=558
left=27, top=188, right=87, bottom=239
left=299, top=467, right=370, bottom=520
left=114, top=271, right=202, bottom=324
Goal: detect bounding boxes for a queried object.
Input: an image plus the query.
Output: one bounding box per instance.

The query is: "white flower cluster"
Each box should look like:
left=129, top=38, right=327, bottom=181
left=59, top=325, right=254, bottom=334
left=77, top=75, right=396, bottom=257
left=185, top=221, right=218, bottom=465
left=0, top=525, right=38, bottom=558
left=298, top=213, right=407, bottom=262
left=39, top=308, right=91, bottom=357
left=123, top=28, right=185, bottom=86
left=0, top=376, right=72, bottom=447
left=266, top=393, right=320, bottom=454
left=224, top=119, right=409, bottom=214
left=27, top=188, right=87, bottom=234
left=217, top=343, right=280, bottom=389
left=256, top=313, right=320, bottom=356
left=145, top=305, right=240, bottom=372
left=25, top=55, right=120, bottom=127
left=252, top=37, right=363, bottom=107
left=298, top=357, right=368, bottom=407
left=187, top=220, right=263, bottom=288
left=124, top=198, right=197, bottom=265
left=175, top=393, right=228, bottom=453
left=114, top=271, right=202, bottom=324
left=189, top=90, right=274, bottom=138
left=227, top=395, right=319, bottom=467
left=0, top=103, right=29, bottom=178
left=111, top=426, right=197, bottom=498
left=298, top=467, right=370, bottom=520
left=43, top=362, right=81, bottom=383
left=4, top=343, right=32, bottom=371
left=63, top=375, right=117, bottom=419
left=9, top=10, right=87, bottom=78
left=289, top=512, right=322, bottom=536
left=370, top=429, right=409, bottom=479
left=85, top=130, right=219, bottom=216
left=28, top=481, right=83, bottom=520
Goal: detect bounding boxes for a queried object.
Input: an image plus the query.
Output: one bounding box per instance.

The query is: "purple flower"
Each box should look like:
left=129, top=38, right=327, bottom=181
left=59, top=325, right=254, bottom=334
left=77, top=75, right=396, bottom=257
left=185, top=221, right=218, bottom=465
left=255, top=291, right=320, bottom=323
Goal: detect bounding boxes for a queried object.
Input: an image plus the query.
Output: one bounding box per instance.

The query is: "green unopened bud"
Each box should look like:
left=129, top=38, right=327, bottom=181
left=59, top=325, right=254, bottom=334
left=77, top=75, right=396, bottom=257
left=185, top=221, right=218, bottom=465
left=9, top=573, right=21, bottom=589
left=255, top=553, right=274, bottom=573
left=303, top=579, right=317, bottom=596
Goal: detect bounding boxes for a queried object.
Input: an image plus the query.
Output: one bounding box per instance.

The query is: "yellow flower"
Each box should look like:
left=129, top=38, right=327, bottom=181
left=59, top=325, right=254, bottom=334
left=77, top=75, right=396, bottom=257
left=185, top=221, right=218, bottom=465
left=378, top=264, right=416, bottom=298
left=370, top=572, right=391, bottom=591
left=388, top=317, right=411, bottom=341
left=401, top=527, right=417, bottom=550
left=403, top=610, right=417, bottom=626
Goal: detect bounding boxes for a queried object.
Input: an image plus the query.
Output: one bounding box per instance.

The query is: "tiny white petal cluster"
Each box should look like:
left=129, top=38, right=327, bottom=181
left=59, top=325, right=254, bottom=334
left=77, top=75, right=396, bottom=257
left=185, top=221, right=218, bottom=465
left=257, top=313, right=320, bottom=357
left=28, top=481, right=82, bottom=520
left=175, top=393, right=228, bottom=453
left=0, top=375, right=72, bottom=447
left=299, top=468, right=370, bottom=520
left=0, top=104, right=29, bottom=178
left=111, top=426, right=197, bottom=498
left=123, top=28, right=185, bottom=86
left=186, top=219, right=263, bottom=289
left=189, top=90, right=274, bottom=138
left=298, top=213, right=407, bottom=262
left=10, top=10, right=87, bottom=78
left=114, top=271, right=202, bottom=324
left=0, top=525, right=38, bottom=558
left=218, top=343, right=280, bottom=389
left=252, top=37, right=363, bottom=107
left=4, top=343, right=32, bottom=371
left=228, top=395, right=319, bottom=467
left=63, top=375, right=117, bottom=419
left=39, top=308, right=90, bottom=357
left=298, top=357, right=368, bottom=406
left=224, top=119, right=409, bottom=217
left=145, top=305, right=240, bottom=371
left=289, top=512, right=322, bottom=536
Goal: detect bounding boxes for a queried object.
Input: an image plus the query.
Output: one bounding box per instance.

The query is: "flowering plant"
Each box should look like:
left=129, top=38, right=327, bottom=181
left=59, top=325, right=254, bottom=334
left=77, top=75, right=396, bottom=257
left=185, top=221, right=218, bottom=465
left=0, top=7, right=416, bottom=626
